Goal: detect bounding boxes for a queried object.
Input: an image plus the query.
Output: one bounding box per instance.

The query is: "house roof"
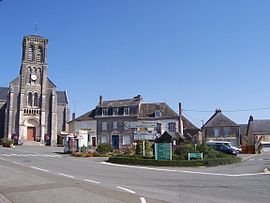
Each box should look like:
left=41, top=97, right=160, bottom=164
left=239, top=124, right=248, bottom=136
left=57, top=91, right=68, bottom=104
left=251, top=120, right=270, bottom=134
left=97, top=95, right=142, bottom=108
left=138, top=103, right=178, bottom=119
left=202, top=109, right=239, bottom=128
left=0, top=87, right=8, bottom=101
left=182, top=116, right=199, bottom=130
left=74, top=110, right=95, bottom=121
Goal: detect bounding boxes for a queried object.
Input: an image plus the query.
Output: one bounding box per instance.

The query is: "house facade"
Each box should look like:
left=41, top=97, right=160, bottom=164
left=0, top=35, right=69, bottom=146
left=202, top=109, right=240, bottom=147
left=68, top=110, right=97, bottom=148
left=243, top=116, right=270, bottom=153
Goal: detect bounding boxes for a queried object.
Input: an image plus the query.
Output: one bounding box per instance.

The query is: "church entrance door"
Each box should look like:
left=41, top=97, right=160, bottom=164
left=27, top=127, right=36, bottom=141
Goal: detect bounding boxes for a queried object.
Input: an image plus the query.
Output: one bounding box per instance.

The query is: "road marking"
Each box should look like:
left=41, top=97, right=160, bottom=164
left=242, top=154, right=257, bottom=162
left=57, top=173, right=74, bottom=179
left=140, top=197, right=147, bottom=203
left=31, top=166, right=49, bottom=172
left=102, top=162, right=270, bottom=177
left=0, top=153, right=61, bottom=157
left=116, top=186, right=136, bottom=194
left=83, top=179, right=101, bottom=184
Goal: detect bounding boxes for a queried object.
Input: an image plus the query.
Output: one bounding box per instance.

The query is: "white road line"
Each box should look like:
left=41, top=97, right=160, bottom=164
left=31, top=166, right=49, bottom=172
left=116, top=186, right=136, bottom=194
left=140, top=197, right=147, bottom=203
left=57, top=173, right=74, bottom=179
left=242, top=154, right=257, bottom=162
left=102, top=162, right=270, bottom=177
left=83, top=179, right=101, bottom=184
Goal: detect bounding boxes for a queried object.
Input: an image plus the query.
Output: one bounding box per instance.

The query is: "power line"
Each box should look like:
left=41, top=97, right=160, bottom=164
left=183, top=106, right=270, bottom=113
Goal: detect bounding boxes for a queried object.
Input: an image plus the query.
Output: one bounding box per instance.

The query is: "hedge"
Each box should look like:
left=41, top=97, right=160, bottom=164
left=107, top=156, right=242, bottom=167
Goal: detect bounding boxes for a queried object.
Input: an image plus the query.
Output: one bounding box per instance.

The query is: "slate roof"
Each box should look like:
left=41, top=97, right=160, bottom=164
left=73, top=110, right=95, bottom=122
left=182, top=116, right=199, bottom=130
left=57, top=91, right=68, bottom=104
left=0, top=87, right=8, bottom=101
left=139, top=103, right=178, bottom=119
left=251, top=120, right=270, bottom=134
left=202, top=110, right=239, bottom=128
left=98, top=98, right=141, bottom=108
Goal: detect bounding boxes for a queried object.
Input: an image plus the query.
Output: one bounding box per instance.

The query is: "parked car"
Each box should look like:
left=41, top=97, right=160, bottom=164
left=259, top=141, right=270, bottom=153
left=206, top=141, right=241, bottom=153
left=207, top=142, right=237, bottom=155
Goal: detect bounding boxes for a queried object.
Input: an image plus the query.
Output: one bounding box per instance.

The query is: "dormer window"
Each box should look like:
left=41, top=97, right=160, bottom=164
left=123, top=107, right=130, bottom=115
left=113, top=108, right=118, bottom=116
left=155, top=110, right=162, bottom=118
left=102, top=108, right=108, bottom=116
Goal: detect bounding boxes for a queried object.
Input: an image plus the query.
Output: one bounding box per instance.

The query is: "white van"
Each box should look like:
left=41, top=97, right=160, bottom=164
left=206, top=141, right=241, bottom=153
left=259, top=141, right=270, bottom=153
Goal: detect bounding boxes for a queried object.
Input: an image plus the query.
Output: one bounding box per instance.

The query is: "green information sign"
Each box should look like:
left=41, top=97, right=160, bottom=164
left=155, top=143, right=172, bottom=160
left=188, top=153, right=203, bottom=160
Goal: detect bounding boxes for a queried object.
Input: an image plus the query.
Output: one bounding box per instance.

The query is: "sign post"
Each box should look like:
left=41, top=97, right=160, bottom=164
left=155, top=143, right=172, bottom=160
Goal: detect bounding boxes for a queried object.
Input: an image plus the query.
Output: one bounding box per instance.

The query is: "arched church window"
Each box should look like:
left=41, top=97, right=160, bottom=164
left=28, top=92, right=33, bottom=106
left=27, top=45, right=35, bottom=62
left=36, top=46, right=43, bottom=63
left=34, top=92, right=39, bottom=107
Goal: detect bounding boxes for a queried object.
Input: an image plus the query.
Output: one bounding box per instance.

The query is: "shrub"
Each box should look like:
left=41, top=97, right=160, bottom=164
left=96, top=143, right=113, bottom=154
left=135, top=141, right=153, bottom=157
left=174, top=144, right=198, bottom=160
left=0, top=138, right=13, bottom=147
left=196, top=144, right=218, bottom=158
left=107, top=156, right=241, bottom=167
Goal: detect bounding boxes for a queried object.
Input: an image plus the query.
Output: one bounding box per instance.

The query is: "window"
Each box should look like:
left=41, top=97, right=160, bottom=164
left=123, top=107, right=130, bottom=115
left=156, top=123, right=162, bottom=134
left=33, top=92, right=38, bottom=107
left=27, top=45, right=34, bottom=62
left=101, top=135, right=108, bottom=143
left=102, top=122, right=107, bottom=131
left=214, top=128, right=219, bottom=137
left=168, top=122, right=176, bottom=132
left=102, top=108, right=108, bottom=116
left=113, top=108, right=118, bottom=116
left=28, top=92, right=33, bottom=106
left=123, top=135, right=131, bottom=145
left=113, top=121, right=118, bottom=130
left=224, top=127, right=230, bottom=137
left=155, top=110, right=162, bottom=118
left=36, top=46, right=43, bottom=63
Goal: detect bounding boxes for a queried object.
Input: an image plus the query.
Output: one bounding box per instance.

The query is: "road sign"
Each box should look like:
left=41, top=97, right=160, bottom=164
left=134, top=132, right=157, bottom=140
left=188, top=153, right=203, bottom=160
left=125, top=121, right=157, bottom=129
left=155, top=143, right=172, bottom=160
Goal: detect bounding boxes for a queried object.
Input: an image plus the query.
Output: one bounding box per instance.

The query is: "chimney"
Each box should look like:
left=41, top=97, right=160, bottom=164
left=179, top=102, right=183, bottom=137
left=215, top=109, right=222, bottom=113
left=72, top=113, right=75, bottom=121
left=99, top=95, right=103, bottom=105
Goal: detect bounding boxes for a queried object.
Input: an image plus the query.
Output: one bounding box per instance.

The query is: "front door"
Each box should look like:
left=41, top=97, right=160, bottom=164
left=112, top=135, right=119, bottom=149
left=92, top=137, right=96, bottom=147
left=27, top=127, right=36, bottom=141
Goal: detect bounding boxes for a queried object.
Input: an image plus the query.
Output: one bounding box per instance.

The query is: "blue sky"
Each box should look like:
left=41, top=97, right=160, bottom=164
left=1, top=0, right=270, bottom=126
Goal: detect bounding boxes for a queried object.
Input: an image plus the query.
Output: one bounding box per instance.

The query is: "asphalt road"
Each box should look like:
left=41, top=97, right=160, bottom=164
left=0, top=146, right=269, bottom=203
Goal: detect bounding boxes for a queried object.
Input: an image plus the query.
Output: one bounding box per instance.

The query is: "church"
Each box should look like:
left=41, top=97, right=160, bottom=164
left=0, top=35, right=69, bottom=146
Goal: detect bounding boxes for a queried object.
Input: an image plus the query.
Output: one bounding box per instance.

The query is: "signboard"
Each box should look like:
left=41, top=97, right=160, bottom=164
left=188, top=153, right=203, bottom=160
left=125, top=121, right=157, bottom=129
left=155, top=143, right=172, bottom=160
left=134, top=132, right=157, bottom=140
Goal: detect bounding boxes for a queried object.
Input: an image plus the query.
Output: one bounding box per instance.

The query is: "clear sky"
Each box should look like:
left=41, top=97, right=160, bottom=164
left=1, top=0, right=270, bottom=127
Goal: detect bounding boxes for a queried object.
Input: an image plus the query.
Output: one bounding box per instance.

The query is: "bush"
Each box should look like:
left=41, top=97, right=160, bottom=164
left=174, top=144, right=198, bottom=160
left=135, top=141, right=153, bottom=157
left=0, top=138, right=13, bottom=147
left=107, top=156, right=241, bottom=167
left=96, top=143, right=113, bottom=154
left=196, top=144, right=219, bottom=158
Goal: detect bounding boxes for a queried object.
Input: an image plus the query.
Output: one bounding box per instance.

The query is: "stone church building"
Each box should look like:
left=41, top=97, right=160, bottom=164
left=0, top=35, right=69, bottom=146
